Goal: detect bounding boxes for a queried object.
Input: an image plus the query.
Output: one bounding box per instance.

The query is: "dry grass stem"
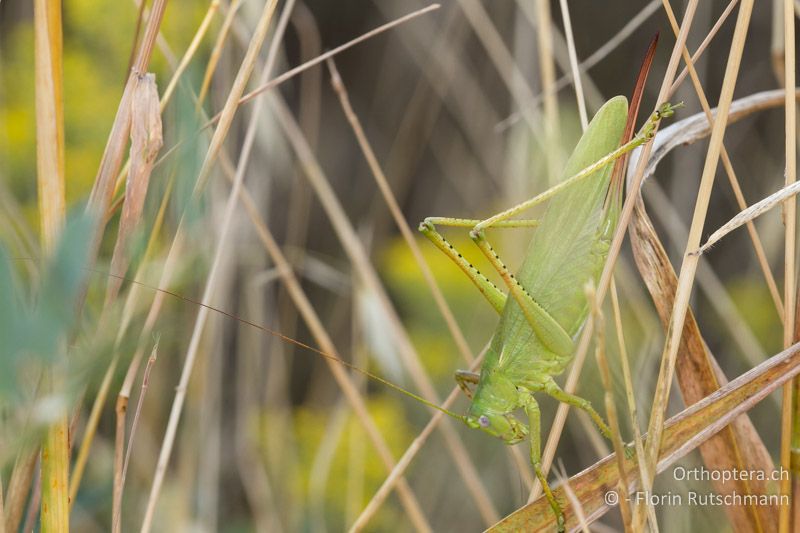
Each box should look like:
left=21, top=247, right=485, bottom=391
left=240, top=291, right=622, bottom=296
left=159, top=1, right=220, bottom=109
left=587, top=283, right=633, bottom=530
left=610, top=280, right=656, bottom=528
left=197, top=0, right=242, bottom=108
left=662, top=0, right=784, bottom=324
left=140, top=2, right=280, bottom=530
left=112, top=338, right=159, bottom=533
left=34, top=0, right=65, bottom=248
left=635, top=2, right=754, bottom=529
left=699, top=181, right=800, bottom=255
left=557, top=0, right=587, bottom=129
left=556, top=464, right=592, bottom=533
left=534, top=0, right=562, bottom=182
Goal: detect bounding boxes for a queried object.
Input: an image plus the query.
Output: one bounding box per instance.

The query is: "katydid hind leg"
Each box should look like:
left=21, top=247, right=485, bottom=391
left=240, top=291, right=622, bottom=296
left=424, top=217, right=540, bottom=229
left=472, top=101, right=681, bottom=235
left=524, top=395, right=566, bottom=532
left=543, top=378, right=612, bottom=439
left=470, top=229, right=574, bottom=358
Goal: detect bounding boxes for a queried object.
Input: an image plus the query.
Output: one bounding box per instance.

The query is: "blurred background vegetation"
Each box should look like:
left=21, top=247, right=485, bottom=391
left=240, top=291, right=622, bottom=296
left=0, top=0, right=796, bottom=531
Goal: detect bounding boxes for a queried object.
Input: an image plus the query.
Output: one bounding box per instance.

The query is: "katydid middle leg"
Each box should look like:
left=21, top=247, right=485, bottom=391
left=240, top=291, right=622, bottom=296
left=542, top=377, right=612, bottom=439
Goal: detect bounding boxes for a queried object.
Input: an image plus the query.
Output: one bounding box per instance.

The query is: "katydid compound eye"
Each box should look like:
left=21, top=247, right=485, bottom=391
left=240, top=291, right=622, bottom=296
left=478, top=415, right=490, bottom=428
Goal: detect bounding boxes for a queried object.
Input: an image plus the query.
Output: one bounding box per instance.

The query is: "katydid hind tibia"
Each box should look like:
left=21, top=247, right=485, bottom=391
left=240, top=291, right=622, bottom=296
left=419, top=96, right=679, bottom=529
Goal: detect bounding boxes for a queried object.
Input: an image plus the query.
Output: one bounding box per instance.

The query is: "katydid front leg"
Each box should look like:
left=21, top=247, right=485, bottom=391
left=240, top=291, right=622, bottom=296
left=419, top=219, right=510, bottom=314
left=419, top=217, right=538, bottom=314
left=420, top=218, right=576, bottom=357
left=523, top=394, right=566, bottom=533
left=454, top=370, right=480, bottom=399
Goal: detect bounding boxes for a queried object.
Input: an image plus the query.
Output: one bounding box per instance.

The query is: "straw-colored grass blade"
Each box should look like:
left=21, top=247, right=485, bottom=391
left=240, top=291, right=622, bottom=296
left=105, top=73, right=162, bottom=308
left=698, top=180, right=800, bottom=256
left=34, top=0, right=65, bottom=248
left=34, top=0, right=68, bottom=530
left=781, top=0, right=798, bottom=527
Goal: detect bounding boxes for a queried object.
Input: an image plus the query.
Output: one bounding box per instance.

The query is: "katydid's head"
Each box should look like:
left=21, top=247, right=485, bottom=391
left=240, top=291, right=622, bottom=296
left=465, top=410, right=528, bottom=444
left=462, top=369, right=527, bottom=443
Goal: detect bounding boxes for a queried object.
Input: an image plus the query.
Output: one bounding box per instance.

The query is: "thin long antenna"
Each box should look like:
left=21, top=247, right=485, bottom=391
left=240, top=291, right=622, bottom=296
left=15, top=257, right=469, bottom=424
